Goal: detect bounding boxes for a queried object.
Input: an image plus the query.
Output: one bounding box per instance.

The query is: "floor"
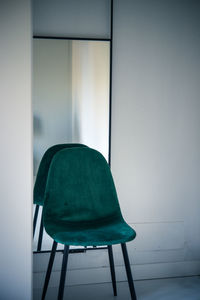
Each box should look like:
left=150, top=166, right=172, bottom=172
left=33, top=276, right=200, bottom=300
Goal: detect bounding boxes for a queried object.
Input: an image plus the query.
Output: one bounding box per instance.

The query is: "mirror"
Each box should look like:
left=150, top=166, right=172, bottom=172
left=33, top=38, right=110, bottom=251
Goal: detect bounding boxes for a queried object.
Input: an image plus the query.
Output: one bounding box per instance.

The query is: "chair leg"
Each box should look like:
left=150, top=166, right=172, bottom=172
left=33, top=204, right=39, bottom=238
left=58, top=245, right=70, bottom=300
left=37, top=211, right=44, bottom=251
left=108, top=245, right=117, bottom=296
left=42, top=240, right=58, bottom=300
left=121, top=243, right=137, bottom=300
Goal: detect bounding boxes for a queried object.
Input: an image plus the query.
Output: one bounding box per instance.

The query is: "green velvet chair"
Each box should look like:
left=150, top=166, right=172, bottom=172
left=42, top=147, right=137, bottom=300
left=33, top=143, right=87, bottom=251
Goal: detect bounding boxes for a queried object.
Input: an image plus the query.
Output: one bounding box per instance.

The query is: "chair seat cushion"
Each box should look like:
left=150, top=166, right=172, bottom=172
left=45, top=216, right=136, bottom=246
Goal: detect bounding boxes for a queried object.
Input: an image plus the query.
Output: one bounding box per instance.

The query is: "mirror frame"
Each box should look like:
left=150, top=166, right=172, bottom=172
left=33, top=0, right=113, bottom=254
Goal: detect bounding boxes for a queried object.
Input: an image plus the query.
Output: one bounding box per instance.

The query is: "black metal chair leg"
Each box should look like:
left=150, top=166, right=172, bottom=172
left=41, top=241, right=58, bottom=300
left=58, top=245, right=70, bottom=300
left=33, top=204, right=39, bottom=238
left=37, top=211, right=44, bottom=251
left=121, top=243, right=137, bottom=300
left=108, top=245, right=117, bottom=296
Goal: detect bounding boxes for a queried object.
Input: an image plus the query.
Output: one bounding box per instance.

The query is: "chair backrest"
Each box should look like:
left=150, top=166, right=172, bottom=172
left=33, top=143, right=87, bottom=206
left=43, top=147, right=122, bottom=226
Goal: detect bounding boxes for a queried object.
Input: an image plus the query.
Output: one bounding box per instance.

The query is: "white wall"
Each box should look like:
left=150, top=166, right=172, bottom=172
left=33, top=0, right=200, bottom=288
left=0, top=0, right=32, bottom=299
left=111, top=0, right=200, bottom=273
left=33, top=0, right=110, bottom=38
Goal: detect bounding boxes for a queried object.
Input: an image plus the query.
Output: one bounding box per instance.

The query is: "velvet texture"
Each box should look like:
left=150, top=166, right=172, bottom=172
left=43, top=147, right=136, bottom=246
left=33, top=143, right=87, bottom=206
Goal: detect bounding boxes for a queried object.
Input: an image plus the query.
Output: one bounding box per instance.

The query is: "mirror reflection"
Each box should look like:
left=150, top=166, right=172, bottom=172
left=33, top=38, right=110, bottom=251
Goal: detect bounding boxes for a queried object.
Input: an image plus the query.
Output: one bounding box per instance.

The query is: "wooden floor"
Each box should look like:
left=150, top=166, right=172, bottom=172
left=33, top=276, right=200, bottom=300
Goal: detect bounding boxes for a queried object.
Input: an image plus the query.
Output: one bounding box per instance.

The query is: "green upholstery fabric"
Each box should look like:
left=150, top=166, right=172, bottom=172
left=43, top=147, right=136, bottom=246
left=34, top=143, right=87, bottom=206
